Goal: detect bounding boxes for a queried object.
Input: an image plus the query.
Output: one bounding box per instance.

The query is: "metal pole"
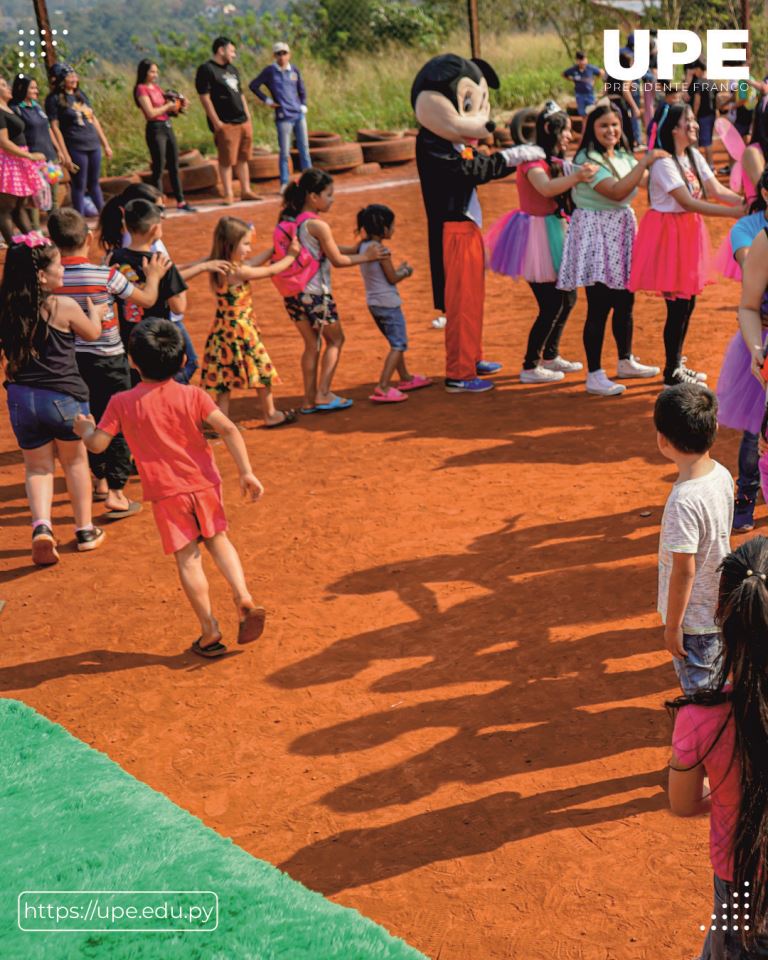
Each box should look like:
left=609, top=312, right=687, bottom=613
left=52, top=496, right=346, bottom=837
left=468, top=0, right=481, bottom=59
left=32, top=0, right=57, bottom=72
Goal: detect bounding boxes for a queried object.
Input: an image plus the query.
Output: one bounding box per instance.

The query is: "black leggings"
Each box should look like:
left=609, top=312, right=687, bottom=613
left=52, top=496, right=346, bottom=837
left=0, top=193, right=32, bottom=244
left=583, top=283, right=634, bottom=373
left=146, top=121, right=184, bottom=203
left=663, top=296, right=696, bottom=376
left=524, top=283, right=577, bottom=369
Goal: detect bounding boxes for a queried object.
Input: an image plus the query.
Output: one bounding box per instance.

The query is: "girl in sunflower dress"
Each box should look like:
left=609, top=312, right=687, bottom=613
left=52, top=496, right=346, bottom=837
left=201, top=216, right=299, bottom=428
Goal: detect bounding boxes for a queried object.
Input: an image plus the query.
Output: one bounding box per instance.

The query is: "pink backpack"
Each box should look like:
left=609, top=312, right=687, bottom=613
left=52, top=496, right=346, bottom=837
left=271, top=211, right=322, bottom=297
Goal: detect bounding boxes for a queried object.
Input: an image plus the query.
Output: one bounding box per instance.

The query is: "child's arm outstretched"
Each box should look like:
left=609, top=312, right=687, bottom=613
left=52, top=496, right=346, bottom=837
left=204, top=409, right=264, bottom=500
left=123, top=252, right=172, bottom=309
left=59, top=295, right=108, bottom=342
left=73, top=413, right=113, bottom=453
left=308, top=220, right=387, bottom=267
left=234, top=238, right=301, bottom=281
left=177, top=259, right=234, bottom=282
left=526, top=162, right=599, bottom=198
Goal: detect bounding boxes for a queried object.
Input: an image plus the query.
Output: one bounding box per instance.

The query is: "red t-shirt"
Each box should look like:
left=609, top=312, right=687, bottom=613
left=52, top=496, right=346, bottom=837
left=98, top=380, right=221, bottom=502
left=136, top=83, right=169, bottom=122
left=516, top=160, right=558, bottom=217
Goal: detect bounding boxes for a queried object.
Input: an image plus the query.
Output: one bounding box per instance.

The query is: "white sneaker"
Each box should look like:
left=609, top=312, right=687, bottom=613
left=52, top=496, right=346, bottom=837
left=616, top=355, right=661, bottom=379
left=431, top=316, right=447, bottom=330
left=680, top=357, right=707, bottom=382
left=586, top=369, right=626, bottom=396
left=541, top=355, right=583, bottom=373
left=520, top=365, right=565, bottom=384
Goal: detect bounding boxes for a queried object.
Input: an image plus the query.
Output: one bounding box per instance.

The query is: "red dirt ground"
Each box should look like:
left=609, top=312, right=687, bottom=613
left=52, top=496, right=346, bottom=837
left=0, top=151, right=750, bottom=959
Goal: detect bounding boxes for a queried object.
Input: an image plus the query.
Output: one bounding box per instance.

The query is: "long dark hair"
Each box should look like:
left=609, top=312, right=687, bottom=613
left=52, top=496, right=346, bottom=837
left=11, top=74, right=33, bottom=103
left=533, top=106, right=572, bottom=217
left=749, top=167, right=768, bottom=215
left=280, top=168, right=333, bottom=221
left=98, top=182, right=163, bottom=252
left=0, top=242, right=59, bottom=378
left=668, top=537, right=768, bottom=949
left=653, top=102, right=704, bottom=197
left=575, top=102, right=631, bottom=178
left=133, top=59, right=155, bottom=108
left=54, top=71, right=84, bottom=108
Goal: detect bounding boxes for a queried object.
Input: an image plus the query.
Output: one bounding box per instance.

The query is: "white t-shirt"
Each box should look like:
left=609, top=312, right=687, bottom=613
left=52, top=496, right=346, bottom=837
left=649, top=151, right=715, bottom=214
left=657, top=460, right=734, bottom=633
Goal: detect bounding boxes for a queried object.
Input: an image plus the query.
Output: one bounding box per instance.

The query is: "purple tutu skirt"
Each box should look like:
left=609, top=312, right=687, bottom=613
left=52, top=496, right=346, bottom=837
left=484, top=210, right=566, bottom=283
left=716, top=330, right=768, bottom=434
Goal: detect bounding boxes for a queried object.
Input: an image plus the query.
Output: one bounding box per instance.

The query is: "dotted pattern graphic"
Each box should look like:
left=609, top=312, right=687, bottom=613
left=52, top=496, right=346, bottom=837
left=699, top=881, right=751, bottom=934
left=16, top=26, right=69, bottom=73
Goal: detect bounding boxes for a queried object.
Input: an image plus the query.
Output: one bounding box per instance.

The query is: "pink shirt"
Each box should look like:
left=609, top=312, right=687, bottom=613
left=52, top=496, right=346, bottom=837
left=99, top=380, right=220, bottom=502
left=136, top=83, right=169, bottom=122
left=672, top=701, right=739, bottom=880
left=517, top=160, right=558, bottom=217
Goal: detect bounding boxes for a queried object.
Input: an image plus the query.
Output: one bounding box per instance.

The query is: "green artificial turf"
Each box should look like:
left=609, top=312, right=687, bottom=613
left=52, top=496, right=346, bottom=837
left=0, top=698, right=428, bottom=960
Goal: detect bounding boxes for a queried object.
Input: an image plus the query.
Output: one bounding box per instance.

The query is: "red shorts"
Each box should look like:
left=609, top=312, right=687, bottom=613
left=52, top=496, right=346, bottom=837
left=151, top=484, right=228, bottom=555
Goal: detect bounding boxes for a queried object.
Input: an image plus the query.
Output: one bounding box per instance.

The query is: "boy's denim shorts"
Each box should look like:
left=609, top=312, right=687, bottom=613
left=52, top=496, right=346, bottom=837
left=674, top=631, right=723, bottom=696
left=369, top=305, right=408, bottom=352
left=698, top=873, right=768, bottom=958
left=7, top=383, right=90, bottom=449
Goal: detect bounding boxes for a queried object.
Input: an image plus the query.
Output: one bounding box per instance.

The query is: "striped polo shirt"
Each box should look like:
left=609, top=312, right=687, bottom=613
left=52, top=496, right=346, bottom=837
left=56, top=257, right=135, bottom=357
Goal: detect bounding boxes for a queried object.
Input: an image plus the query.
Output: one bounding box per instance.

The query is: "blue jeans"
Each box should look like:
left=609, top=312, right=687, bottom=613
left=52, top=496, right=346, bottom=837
left=575, top=92, right=595, bottom=116
left=7, top=383, right=90, bottom=449
left=699, top=873, right=768, bottom=958
left=276, top=116, right=311, bottom=185
left=738, top=431, right=760, bottom=501
left=369, top=305, right=408, bottom=352
left=68, top=146, right=104, bottom=215
left=673, top=632, right=723, bottom=696
left=698, top=114, right=715, bottom=148
left=173, top=319, right=199, bottom=385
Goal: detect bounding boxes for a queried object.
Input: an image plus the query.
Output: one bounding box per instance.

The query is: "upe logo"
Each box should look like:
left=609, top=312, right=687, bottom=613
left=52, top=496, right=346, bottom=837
left=604, top=29, right=749, bottom=80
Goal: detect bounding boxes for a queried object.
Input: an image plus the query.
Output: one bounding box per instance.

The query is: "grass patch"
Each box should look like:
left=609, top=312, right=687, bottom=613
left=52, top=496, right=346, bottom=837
left=80, top=32, right=570, bottom=176
left=0, top=698, right=427, bottom=959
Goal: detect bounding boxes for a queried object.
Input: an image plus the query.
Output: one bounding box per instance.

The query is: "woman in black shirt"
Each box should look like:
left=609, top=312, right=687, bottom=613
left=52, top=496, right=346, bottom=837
left=11, top=74, right=61, bottom=224
left=0, top=75, right=46, bottom=243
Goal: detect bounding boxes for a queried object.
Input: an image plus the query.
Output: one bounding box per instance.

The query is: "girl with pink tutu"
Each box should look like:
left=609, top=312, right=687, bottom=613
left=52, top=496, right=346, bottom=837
left=0, top=75, right=47, bottom=244
left=628, top=103, right=744, bottom=386
left=557, top=101, right=666, bottom=397
left=485, top=102, right=597, bottom=384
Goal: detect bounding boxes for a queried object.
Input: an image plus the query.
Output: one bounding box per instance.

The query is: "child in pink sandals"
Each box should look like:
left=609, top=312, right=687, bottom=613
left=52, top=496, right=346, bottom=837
left=357, top=204, right=432, bottom=403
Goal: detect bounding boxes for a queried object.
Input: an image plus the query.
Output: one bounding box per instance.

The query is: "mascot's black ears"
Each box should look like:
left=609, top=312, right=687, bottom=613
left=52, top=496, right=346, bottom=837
left=410, top=53, right=500, bottom=108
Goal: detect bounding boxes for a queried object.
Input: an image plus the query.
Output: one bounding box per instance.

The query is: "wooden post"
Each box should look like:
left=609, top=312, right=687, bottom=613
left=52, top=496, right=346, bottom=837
left=467, top=0, right=481, bottom=59
left=32, top=0, right=57, bottom=71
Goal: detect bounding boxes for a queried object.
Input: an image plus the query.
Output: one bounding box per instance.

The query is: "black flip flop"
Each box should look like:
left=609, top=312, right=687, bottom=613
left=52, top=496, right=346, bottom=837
left=264, top=409, right=297, bottom=430
left=104, top=501, right=143, bottom=521
left=191, top=637, right=227, bottom=658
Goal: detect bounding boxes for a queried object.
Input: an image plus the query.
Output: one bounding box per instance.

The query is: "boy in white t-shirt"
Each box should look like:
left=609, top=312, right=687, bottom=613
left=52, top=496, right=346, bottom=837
left=654, top=383, right=734, bottom=695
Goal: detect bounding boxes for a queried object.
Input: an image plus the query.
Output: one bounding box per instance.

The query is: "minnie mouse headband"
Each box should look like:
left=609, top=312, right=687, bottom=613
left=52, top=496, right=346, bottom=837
left=11, top=231, right=51, bottom=249
left=541, top=100, right=563, bottom=119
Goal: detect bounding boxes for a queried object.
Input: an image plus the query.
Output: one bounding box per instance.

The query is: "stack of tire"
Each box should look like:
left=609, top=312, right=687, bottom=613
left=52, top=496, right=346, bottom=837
left=137, top=149, right=218, bottom=194
left=291, top=131, right=364, bottom=174
left=356, top=130, right=415, bottom=166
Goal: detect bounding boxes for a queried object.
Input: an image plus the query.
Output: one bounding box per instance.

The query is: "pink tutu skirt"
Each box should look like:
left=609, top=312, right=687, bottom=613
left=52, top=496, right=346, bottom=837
left=628, top=210, right=711, bottom=299
left=484, top=210, right=567, bottom=283
left=716, top=329, right=768, bottom=434
left=0, top=148, right=41, bottom=198
left=711, top=234, right=741, bottom=281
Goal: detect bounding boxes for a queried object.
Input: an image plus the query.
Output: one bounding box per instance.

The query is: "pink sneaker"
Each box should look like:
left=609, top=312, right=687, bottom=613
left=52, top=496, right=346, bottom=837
left=370, top=387, right=408, bottom=403
left=398, top=375, right=433, bottom=392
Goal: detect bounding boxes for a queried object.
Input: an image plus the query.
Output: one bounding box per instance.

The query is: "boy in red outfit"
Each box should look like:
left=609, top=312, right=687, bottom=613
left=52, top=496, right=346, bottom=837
left=74, top=318, right=265, bottom=657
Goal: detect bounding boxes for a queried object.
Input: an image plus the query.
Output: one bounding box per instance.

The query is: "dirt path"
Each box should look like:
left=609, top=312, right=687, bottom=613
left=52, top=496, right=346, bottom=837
left=0, top=153, right=747, bottom=959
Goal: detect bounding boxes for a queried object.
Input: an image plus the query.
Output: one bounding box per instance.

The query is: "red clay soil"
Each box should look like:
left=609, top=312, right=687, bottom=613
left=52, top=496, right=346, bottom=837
left=0, top=150, right=749, bottom=958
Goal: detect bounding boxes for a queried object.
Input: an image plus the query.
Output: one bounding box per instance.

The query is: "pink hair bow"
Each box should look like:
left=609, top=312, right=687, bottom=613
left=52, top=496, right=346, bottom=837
left=11, top=231, right=51, bottom=249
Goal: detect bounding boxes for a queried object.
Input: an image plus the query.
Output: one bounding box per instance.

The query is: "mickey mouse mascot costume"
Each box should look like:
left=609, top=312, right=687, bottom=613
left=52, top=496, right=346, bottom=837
left=412, top=54, right=543, bottom=393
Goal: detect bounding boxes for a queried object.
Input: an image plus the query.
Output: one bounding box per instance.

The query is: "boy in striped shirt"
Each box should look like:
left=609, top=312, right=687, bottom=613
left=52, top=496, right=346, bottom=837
left=48, top=208, right=171, bottom=518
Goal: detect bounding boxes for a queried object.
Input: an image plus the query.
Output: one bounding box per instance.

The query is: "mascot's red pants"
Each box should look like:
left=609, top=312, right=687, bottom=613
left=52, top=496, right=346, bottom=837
left=443, top=220, right=485, bottom=380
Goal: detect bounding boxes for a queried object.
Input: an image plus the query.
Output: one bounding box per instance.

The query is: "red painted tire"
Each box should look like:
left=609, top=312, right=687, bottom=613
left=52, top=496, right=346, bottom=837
left=356, top=129, right=403, bottom=142
left=293, top=141, right=363, bottom=172
left=307, top=130, right=342, bottom=148
left=139, top=160, right=218, bottom=193
left=352, top=161, right=382, bottom=176
left=100, top=174, right=140, bottom=196
left=178, top=149, right=204, bottom=168
left=248, top=153, right=287, bottom=180
left=360, top=137, right=415, bottom=165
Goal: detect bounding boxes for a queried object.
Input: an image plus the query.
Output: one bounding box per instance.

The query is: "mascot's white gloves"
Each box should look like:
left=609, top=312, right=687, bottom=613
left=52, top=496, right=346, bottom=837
left=500, top=145, right=545, bottom=167
left=300, top=105, right=308, bottom=114
left=265, top=97, right=276, bottom=107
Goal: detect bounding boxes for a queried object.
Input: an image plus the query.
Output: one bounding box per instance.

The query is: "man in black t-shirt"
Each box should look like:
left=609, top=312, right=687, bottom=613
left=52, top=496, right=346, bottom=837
left=689, top=60, right=717, bottom=167
left=195, top=36, right=256, bottom=205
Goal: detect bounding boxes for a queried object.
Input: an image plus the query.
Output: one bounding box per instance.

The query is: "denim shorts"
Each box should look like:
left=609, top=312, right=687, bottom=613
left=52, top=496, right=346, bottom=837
left=699, top=873, right=768, bottom=958
left=369, top=305, right=408, bottom=352
left=697, top=114, right=715, bottom=147
left=6, top=383, right=90, bottom=449
left=673, top=631, right=723, bottom=696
